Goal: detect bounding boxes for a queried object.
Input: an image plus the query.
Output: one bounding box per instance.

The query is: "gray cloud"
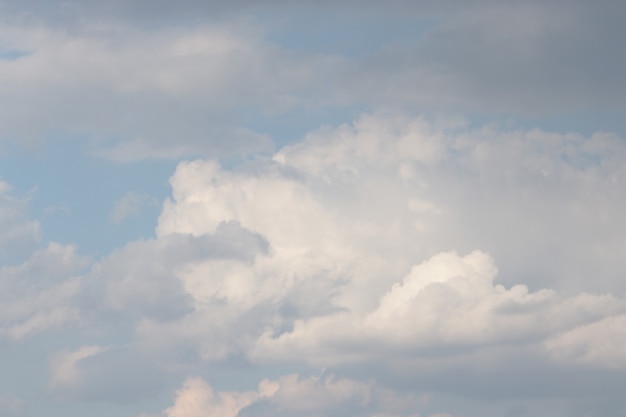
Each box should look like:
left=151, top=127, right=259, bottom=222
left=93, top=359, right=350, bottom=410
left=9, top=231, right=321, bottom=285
left=83, top=220, right=269, bottom=322
left=1, top=1, right=624, bottom=162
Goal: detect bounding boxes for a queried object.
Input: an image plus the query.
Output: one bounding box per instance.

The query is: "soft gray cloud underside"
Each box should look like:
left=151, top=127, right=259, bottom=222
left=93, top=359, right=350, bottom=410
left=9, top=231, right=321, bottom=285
left=0, top=1, right=624, bottom=160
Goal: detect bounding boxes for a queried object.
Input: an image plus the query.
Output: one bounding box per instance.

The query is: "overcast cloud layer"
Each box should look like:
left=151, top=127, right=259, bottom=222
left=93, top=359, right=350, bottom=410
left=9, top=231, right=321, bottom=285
left=0, top=2, right=625, bottom=417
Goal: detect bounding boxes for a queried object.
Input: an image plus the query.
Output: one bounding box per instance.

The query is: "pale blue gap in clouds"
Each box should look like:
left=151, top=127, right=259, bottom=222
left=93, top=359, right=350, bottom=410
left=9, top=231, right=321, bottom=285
left=0, top=137, right=175, bottom=258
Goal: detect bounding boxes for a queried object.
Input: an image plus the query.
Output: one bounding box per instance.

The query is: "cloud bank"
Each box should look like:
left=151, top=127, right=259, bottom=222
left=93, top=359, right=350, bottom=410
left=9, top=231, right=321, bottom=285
left=49, top=114, right=621, bottom=416
left=1, top=114, right=625, bottom=416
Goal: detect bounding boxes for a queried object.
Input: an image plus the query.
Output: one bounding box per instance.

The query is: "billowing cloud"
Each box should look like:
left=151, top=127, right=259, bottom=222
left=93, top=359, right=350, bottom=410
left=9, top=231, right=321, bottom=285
left=0, top=1, right=624, bottom=415
left=121, top=114, right=626, bottom=382
left=252, top=250, right=624, bottom=366
left=159, top=373, right=428, bottom=417
left=0, top=114, right=624, bottom=416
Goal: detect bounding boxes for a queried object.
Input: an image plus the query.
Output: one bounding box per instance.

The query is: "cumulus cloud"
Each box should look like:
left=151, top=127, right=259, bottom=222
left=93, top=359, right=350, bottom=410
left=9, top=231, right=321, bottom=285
left=119, top=114, right=626, bottom=380
left=86, top=220, right=268, bottom=321
left=159, top=373, right=426, bottom=417
left=3, top=114, right=621, bottom=414
left=252, top=250, right=625, bottom=365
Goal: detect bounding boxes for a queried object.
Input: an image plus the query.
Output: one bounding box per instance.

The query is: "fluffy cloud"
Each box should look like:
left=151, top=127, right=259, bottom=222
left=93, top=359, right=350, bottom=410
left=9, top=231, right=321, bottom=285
left=86, top=220, right=269, bottom=321
left=3, top=114, right=619, bottom=414
left=253, top=250, right=624, bottom=365
left=122, top=114, right=626, bottom=377
left=159, top=373, right=427, bottom=417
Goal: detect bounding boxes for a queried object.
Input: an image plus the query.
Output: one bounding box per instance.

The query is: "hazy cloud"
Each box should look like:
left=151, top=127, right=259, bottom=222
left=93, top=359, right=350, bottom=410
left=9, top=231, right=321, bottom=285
left=109, top=192, right=153, bottom=224
left=1, top=1, right=625, bottom=161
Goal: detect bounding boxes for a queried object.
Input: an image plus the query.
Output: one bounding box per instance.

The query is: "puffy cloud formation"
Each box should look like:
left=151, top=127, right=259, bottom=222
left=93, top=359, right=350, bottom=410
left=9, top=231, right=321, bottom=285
left=118, top=115, right=626, bottom=417
left=0, top=1, right=625, bottom=415
left=143, top=114, right=626, bottom=374
left=160, top=373, right=429, bottom=417
left=4, top=115, right=625, bottom=415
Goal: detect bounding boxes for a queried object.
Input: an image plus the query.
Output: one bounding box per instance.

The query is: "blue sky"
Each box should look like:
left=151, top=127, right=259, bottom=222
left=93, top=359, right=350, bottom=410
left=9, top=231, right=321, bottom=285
left=1, top=1, right=626, bottom=417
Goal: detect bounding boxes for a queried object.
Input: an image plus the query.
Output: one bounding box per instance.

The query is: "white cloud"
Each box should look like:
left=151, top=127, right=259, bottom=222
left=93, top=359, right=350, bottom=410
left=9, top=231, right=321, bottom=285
left=164, top=376, right=263, bottom=417
left=124, top=114, right=626, bottom=374
left=160, top=373, right=424, bottom=417
left=252, top=250, right=624, bottom=365
left=544, top=314, right=626, bottom=369
left=12, top=113, right=620, bottom=412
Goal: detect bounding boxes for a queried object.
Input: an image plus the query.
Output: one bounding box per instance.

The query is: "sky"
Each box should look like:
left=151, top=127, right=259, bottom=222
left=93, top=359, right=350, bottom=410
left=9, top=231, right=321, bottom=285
left=0, top=1, right=625, bottom=416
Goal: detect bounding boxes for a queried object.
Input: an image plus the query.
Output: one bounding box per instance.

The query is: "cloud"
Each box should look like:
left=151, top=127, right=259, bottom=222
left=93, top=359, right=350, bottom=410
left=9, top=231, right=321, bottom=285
left=160, top=373, right=426, bottom=417
left=48, top=344, right=172, bottom=403
left=0, top=22, right=279, bottom=160
left=87, top=220, right=269, bottom=320
left=49, top=345, right=109, bottom=390
left=544, top=314, right=626, bottom=369
left=252, top=250, right=624, bottom=365
left=4, top=114, right=623, bottom=413
left=122, top=114, right=626, bottom=382
left=1, top=1, right=625, bottom=163
left=0, top=242, right=88, bottom=340
left=109, top=192, right=153, bottom=224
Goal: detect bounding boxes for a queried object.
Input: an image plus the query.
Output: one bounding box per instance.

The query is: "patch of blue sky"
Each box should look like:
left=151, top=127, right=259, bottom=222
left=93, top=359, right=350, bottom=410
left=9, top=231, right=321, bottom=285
left=0, top=137, right=176, bottom=258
